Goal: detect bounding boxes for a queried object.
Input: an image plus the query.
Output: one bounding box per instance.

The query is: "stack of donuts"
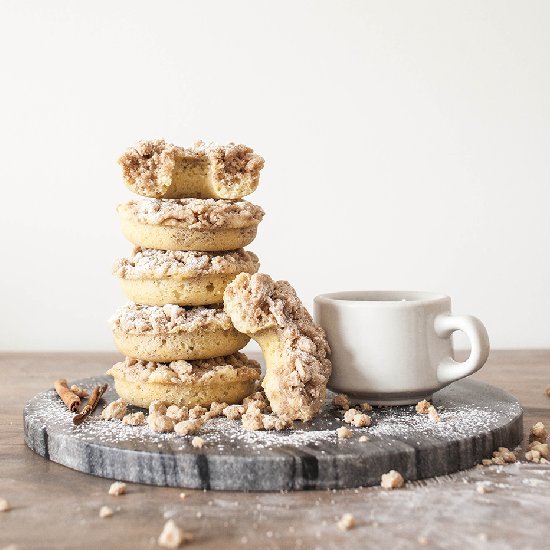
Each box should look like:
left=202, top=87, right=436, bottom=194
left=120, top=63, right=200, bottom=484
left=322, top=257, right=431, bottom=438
left=108, top=139, right=265, bottom=409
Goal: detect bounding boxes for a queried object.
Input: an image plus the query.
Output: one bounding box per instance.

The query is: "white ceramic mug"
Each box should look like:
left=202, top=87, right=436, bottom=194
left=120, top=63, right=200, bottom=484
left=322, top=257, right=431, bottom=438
left=313, top=291, right=490, bottom=405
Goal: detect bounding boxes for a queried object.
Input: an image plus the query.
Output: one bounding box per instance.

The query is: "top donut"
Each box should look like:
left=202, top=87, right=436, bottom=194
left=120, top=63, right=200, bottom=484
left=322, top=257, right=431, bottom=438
left=118, top=139, right=265, bottom=199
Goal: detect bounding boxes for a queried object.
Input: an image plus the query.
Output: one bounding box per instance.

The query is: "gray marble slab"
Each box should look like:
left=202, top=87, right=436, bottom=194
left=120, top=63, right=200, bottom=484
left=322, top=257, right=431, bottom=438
left=24, top=376, right=522, bottom=491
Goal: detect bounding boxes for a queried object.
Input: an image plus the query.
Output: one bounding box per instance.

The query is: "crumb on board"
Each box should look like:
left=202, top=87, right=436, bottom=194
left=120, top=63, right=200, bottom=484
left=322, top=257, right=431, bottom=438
left=148, top=413, right=175, bottom=433
left=336, top=426, right=353, bottom=439
left=149, top=400, right=167, bottom=416
left=122, top=411, right=145, bottom=426
left=191, top=436, right=205, bottom=448
left=337, top=513, right=355, bottom=530
left=70, top=385, right=89, bottom=398
left=332, top=394, right=350, bottom=411
left=427, top=405, right=440, bottom=423
left=380, top=470, right=405, bottom=489
left=415, top=400, right=431, bottom=414
left=108, top=481, right=127, bottom=496
left=101, top=398, right=128, bottom=421
left=158, top=519, right=192, bottom=548
left=174, top=418, right=203, bottom=436
left=0, top=498, right=11, bottom=512
left=99, top=505, right=114, bottom=518
left=358, top=435, right=369, bottom=442
left=179, top=492, right=186, bottom=500
left=360, top=402, right=372, bottom=412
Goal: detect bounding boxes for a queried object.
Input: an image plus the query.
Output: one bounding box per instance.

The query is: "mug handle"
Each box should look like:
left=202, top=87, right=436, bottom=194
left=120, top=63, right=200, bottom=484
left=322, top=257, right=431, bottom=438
left=434, top=313, right=490, bottom=385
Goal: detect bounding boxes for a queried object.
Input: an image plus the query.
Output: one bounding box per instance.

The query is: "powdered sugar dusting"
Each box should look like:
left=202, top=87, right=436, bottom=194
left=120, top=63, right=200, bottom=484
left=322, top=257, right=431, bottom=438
left=24, top=378, right=522, bottom=452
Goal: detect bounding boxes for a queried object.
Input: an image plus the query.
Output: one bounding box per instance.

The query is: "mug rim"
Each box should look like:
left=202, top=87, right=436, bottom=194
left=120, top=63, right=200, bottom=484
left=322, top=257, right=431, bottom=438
left=314, top=290, right=450, bottom=306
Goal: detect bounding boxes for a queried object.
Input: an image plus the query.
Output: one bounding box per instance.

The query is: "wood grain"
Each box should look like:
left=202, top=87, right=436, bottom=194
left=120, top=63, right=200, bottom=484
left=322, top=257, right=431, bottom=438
left=1, top=350, right=549, bottom=549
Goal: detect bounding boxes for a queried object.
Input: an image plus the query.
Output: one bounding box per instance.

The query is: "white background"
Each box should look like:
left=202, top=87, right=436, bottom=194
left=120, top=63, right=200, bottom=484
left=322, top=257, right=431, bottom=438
left=1, top=1, right=549, bottom=351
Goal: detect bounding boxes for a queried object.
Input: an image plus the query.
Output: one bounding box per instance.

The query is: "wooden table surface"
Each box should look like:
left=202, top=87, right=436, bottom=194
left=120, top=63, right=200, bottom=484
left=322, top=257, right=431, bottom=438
left=1, top=351, right=549, bottom=550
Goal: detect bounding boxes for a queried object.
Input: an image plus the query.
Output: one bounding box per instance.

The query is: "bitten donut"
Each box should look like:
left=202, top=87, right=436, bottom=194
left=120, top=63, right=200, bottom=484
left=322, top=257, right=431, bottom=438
left=224, top=273, right=332, bottom=421
left=118, top=139, right=264, bottom=199
left=117, top=198, right=264, bottom=251
left=110, top=303, right=249, bottom=362
left=106, top=353, right=261, bottom=409
left=113, top=247, right=260, bottom=306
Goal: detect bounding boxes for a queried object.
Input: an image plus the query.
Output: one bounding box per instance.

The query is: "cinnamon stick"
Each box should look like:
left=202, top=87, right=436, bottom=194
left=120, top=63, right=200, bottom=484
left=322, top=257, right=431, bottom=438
left=54, top=378, right=81, bottom=412
left=73, top=383, right=108, bottom=425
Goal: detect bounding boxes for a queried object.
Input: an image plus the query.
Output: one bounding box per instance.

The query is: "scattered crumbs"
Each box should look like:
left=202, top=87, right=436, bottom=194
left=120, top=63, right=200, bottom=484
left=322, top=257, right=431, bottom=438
left=191, top=436, right=205, bottom=448
left=0, top=498, right=11, bottom=512
left=337, top=513, right=355, bottom=530
left=99, top=505, right=114, bottom=518
left=380, top=470, right=405, bottom=489
left=415, top=400, right=430, bottom=415
left=158, top=519, right=192, bottom=548
left=108, top=481, right=127, bottom=496
left=358, top=435, right=369, bottom=443
left=332, top=394, right=350, bottom=411
left=337, top=426, right=353, bottom=439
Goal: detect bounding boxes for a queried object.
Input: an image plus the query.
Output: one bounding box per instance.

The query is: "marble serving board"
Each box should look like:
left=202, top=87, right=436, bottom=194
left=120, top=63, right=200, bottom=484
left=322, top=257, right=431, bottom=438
left=24, top=376, right=522, bottom=491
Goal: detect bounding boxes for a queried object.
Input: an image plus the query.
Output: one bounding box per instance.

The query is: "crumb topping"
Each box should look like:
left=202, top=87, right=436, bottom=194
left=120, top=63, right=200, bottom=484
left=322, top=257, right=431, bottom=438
left=337, top=426, right=353, bottom=439
left=113, top=247, right=259, bottom=280
left=118, top=139, right=264, bottom=197
left=118, top=197, right=264, bottom=229
left=415, top=399, right=431, bottom=415
left=107, top=353, right=261, bottom=386
left=224, top=273, right=331, bottom=421
left=109, top=303, right=233, bottom=334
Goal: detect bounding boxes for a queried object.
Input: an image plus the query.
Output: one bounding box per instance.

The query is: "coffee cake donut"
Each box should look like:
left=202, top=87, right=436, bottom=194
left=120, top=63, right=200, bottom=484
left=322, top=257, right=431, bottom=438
left=224, top=273, right=332, bottom=421
left=106, top=353, right=261, bottom=408
left=113, top=247, right=260, bottom=306
left=110, top=303, right=249, bottom=362
left=118, top=139, right=264, bottom=199
left=117, top=198, right=264, bottom=251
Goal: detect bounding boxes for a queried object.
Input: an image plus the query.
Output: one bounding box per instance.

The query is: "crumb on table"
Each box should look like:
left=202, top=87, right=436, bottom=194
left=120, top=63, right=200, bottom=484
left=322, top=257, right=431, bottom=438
left=101, top=398, right=128, bottom=421
left=427, top=405, right=440, bottom=423
left=70, top=385, right=89, bottom=398
left=380, top=470, right=405, bottom=489
left=337, top=426, right=353, bottom=439
left=158, top=519, right=192, bottom=548
left=0, top=498, right=11, bottom=512
left=358, top=435, right=369, bottom=442
left=530, top=421, right=548, bottom=442
left=122, top=411, right=145, bottom=426
left=99, top=505, right=114, bottom=518
left=108, top=481, right=127, bottom=496
left=337, top=513, right=355, bottom=530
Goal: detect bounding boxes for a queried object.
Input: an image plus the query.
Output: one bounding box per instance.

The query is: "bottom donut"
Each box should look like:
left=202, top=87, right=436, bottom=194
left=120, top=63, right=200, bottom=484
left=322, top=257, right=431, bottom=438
left=106, top=352, right=261, bottom=408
